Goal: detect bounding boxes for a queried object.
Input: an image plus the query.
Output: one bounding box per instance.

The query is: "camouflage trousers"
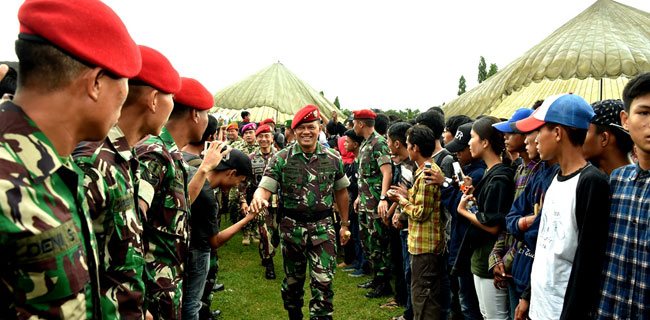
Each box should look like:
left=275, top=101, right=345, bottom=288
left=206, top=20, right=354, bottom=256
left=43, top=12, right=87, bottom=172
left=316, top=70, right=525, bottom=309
left=144, top=261, right=184, bottom=319
left=280, top=216, right=337, bottom=318
left=359, top=212, right=391, bottom=277
left=258, top=208, right=280, bottom=260
left=199, top=249, right=219, bottom=316
left=228, top=191, right=258, bottom=236
left=99, top=262, right=146, bottom=320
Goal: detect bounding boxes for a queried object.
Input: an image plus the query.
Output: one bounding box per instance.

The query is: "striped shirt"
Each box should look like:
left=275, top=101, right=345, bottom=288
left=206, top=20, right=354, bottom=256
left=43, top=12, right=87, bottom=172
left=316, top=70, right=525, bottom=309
left=596, top=163, right=650, bottom=319
left=398, top=162, right=443, bottom=255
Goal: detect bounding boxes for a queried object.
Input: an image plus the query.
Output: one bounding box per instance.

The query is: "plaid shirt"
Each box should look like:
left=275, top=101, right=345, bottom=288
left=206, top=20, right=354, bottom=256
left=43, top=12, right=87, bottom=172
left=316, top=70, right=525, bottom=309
left=398, top=162, right=443, bottom=255
left=596, top=163, right=650, bottom=319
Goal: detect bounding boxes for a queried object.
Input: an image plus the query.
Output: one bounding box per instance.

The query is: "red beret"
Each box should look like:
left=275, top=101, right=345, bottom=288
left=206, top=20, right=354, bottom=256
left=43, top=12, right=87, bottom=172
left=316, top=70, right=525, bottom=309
left=174, top=77, right=214, bottom=110
left=226, top=123, right=239, bottom=131
left=256, top=124, right=273, bottom=136
left=18, top=0, right=141, bottom=78
left=292, top=105, right=320, bottom=130
left=261, top=118, right=275, bottom=125
left=353, top=109, right=376, bottom=120
left=133, top=45, right=180, bottom=94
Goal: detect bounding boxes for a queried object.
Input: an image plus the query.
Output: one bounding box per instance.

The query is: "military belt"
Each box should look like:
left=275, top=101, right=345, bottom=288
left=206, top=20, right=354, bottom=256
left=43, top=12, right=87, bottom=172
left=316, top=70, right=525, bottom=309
left=282, top=208, right=332, bottom=223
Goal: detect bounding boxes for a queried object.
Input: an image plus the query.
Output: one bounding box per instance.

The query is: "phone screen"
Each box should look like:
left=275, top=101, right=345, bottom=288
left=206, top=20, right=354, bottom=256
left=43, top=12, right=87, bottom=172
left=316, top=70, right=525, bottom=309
left=452, top=162, right=464, bottom=181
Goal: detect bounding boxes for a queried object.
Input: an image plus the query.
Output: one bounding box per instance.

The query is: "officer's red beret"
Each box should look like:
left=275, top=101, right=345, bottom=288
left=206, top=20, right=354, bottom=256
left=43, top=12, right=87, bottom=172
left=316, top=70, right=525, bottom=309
left=133, top=45, right=180, bottom=94
left=18, top=0, right=141, bottom=78
left=353, top=109, right=376, bottom=120
left=226, top=123, right=239, bottom=131
left=292, top=105, right=320, bottom=129
left=174, top=77, right=214, bottom=110
left=261, top=118, right=275, bottom=125
left=256, top=124, right=273, bottom=136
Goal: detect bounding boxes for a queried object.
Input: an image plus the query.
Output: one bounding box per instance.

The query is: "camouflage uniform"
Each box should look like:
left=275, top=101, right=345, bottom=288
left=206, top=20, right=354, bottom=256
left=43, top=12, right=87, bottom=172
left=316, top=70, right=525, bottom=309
left=227, top=136, right=244, bottom=146
left=136, top=126, right=190, bottom=320
left=229, top=141, right=259, bottom=237
left=357, top=131, right=392, bottom=277
left=0, top=101, right=100, bottom=319
left=73, top=125, right=146, bottom=319
left=259, top=142, right=350, bottom=318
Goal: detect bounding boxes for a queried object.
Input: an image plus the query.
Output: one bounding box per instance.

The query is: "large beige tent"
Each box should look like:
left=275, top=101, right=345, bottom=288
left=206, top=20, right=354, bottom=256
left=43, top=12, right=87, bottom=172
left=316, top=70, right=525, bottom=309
left=444, top=0, right=650, bottom=118
left=210, top=62, right=340, bottom=123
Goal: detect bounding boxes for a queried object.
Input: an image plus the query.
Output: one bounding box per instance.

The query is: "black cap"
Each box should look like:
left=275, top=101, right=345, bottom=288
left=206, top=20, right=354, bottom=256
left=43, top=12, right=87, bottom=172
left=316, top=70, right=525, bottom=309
left=215, top=148, right=253, bottom=177
left=591, top=99, right=628, bottom=135
left=444, top=122, right=473, bottom=153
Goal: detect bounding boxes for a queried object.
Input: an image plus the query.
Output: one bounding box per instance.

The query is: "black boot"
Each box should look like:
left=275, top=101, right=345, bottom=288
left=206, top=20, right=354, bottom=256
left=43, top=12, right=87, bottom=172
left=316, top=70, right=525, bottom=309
left=357, top=277, right=377, bottom=289
left=264, top=259, right=276, bottom=280
left=365, top=278, right=393, bottom=298
left=288, top=308, right=303, bottom=320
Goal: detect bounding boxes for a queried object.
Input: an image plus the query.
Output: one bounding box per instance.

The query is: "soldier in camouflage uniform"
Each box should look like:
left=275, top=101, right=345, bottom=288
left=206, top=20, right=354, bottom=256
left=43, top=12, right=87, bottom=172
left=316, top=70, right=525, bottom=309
left=136, top=77, right=223, bottom=319
left=241, top=124, right=278, bottom=279
left=230, top=122, right=259, bottom=245
left=0, top=1, right=140, bottom=318
left=226, top=123, right=243, bottom=146
left=352, top=109, right=394, bottom=298
left=73, top=45, right=181, bottom=319
left=250, top=105, right=350, bottom=320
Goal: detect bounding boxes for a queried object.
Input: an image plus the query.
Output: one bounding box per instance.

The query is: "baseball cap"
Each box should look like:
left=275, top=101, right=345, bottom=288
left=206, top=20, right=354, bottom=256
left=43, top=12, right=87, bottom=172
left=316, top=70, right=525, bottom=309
left=445, top=122, right=473, bottom=153
left=493, top=108, right=534, bottom=133
left=591, top=99, right=628, bottom=135
left=515, top=93, right=595, bottom=133
left=215, top=148, right=253, bottom=178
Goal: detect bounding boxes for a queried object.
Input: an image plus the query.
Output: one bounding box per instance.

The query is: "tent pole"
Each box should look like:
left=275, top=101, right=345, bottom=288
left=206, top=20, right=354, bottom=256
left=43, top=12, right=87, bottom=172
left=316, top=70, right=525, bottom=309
left=600, top=78, right=603, bottom=100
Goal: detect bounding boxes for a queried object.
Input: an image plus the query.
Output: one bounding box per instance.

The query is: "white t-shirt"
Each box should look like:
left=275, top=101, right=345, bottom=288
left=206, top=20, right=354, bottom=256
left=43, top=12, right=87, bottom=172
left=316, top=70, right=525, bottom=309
left=529, top=171, right=581, bottom=320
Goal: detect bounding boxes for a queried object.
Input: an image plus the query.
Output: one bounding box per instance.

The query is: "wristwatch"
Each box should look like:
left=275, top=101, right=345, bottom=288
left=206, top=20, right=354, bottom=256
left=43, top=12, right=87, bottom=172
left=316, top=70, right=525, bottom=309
left=341, top=220, right=350, bottom=227
left=380, top=195, right=387, bottom=201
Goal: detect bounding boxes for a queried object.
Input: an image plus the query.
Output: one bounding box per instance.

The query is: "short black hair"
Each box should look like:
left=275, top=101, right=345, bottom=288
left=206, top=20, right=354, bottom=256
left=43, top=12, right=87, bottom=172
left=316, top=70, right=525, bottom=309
left=168, top=102, right=193, bottom=120
left=594, top=124, right=634, bottom=154
left=190, top=115, right=218, bottom=145
left=532, top=100, right=544, bottom=110
left=406, top=125, right=436, bottom=158
left=241, top=110, right=250, bottom=119
left=388, top=114, right=402, bottom=123
left=0, top=62, right=18, bottom=96
left=360, top=119, right=375, bottom=127
left=375, top=113, right=389, bottom=135
left=622, top=72, right=650, bottom=112
left=445, top=115, right=473, bottom=136
left=428, top=106, right=444, bottom=116
left=388, top=122, right=412, bottom=146
left=15, top=40, right=87, bottom=92
left=545, top=123, right=588, bottom=146
left=344, top=129, right=364, bottom=144
left=415, top=110, right=445, bottom=139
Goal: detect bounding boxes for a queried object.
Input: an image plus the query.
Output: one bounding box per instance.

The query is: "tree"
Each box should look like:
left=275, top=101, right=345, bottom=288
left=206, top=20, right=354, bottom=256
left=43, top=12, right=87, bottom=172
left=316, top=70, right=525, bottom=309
left=458, top=75, right=466, bottom=96
left=488, top=63, right=499, bottom=78
left=478, top=56, right=487, bottom=83
left=333, top=96, right=340, bottom=109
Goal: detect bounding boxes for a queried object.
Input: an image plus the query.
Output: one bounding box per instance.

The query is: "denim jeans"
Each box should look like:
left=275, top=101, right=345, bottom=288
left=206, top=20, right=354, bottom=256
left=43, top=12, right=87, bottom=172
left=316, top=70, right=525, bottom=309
left=400, top=230, right=413, bottom=320
left=182, top=247, right=211, bottom=320
left=453, top=268, right=483, bottom=320
left=350, top=211, right=368, bottom=271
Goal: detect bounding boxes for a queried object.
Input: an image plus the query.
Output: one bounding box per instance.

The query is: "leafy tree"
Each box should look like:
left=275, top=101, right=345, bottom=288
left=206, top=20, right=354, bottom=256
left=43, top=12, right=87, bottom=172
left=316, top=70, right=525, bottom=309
left=488, top=63, right=499, bottom=78
left=458, top=75, right=466, bottom=96
left=478, top=56, right=487, bottom=83
left=333, top=96, right=340, bottom=109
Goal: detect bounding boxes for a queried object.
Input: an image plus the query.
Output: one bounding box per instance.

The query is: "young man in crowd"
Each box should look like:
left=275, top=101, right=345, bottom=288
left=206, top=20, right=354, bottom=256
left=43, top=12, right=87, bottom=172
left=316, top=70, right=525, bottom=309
left=136, top=77, right=220, bottom=319
left=230, top=122, right=259, bottom=245
left=240, top=110, right=251, bottom=128
left=515, top=93, right=611, bottom=320
left=596, top=72, right=650, bottom=319
left=73, top=45, right=180, bottom=320
left=284, top=120, right=296, bottom=145
left=582, top=99, right=633, bottom=176
left=0, top=0, right=140, bottom=318
left=353, top=109, right=394, bottom=298
left=341, top=129, right=366, bottom=274
left=389, top=125, right=445, bottom=320
left=443, top=115, right=473, bottom=145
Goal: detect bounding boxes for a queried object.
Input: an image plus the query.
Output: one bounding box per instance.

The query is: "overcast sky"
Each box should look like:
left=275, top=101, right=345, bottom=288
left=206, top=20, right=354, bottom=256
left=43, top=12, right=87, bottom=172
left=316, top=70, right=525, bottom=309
left=1, top=0, right=649, bottom=111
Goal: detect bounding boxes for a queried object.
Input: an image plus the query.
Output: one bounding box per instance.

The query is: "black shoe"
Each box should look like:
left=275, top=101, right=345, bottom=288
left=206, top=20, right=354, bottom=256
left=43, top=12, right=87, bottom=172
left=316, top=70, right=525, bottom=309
left=365, top=281, right=392, bottom=298
left=288, top=308, right=303, bottom=320
left=213, top=283, right=224, bottom=292
left=357, top=278, right=377, bottom=289
left=211, top=310, right=221, bottom=318
left=265, top=262, right=276, bottom=280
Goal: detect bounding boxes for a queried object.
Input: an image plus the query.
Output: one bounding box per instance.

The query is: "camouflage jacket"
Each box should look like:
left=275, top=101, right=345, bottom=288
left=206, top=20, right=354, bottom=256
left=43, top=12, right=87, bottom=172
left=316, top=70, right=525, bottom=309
left=231, top=140, right=259, bottom=155
left=357, top=131, right=391, bottom=216
left=259, top=143, right=350, bottom=214
left=227, top=136, right=244, bottom=146
left=73, top=125, right=145, bottom=319
left=135, top=127, right=190, bottom=283
left=0, top=101, right=100, bottom=319
left=241, top=147, right=276, bottom=203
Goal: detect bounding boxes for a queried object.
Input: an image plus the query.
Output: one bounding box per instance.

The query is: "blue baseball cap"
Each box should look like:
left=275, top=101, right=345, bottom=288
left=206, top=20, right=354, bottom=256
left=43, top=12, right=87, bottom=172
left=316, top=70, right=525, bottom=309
left=515, top=93, right=595, bottom=133
left=492, top=108, right=534, bottom=133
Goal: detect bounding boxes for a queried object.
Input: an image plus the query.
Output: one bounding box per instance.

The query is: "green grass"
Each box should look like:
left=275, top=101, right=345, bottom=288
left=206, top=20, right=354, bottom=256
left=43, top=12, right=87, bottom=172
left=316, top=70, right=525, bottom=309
left=211, top=223, right=405, bottom=320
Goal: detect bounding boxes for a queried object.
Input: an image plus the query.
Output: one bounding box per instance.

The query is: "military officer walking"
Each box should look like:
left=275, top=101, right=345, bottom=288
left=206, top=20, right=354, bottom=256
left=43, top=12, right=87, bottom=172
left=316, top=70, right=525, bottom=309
left=250, top=105, right=350, bottom=320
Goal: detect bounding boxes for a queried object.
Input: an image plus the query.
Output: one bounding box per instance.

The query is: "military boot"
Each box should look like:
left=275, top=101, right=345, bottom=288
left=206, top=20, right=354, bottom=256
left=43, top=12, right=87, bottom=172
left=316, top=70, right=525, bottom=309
left=365, top=277, right=392, bottom=298
left=264, top=259, right=276, bottom=280
left=241, top=230, right=251, bottom=246
left=288, top=308, right=303, bottom=320
left=357, top=277, right=377, bottom=289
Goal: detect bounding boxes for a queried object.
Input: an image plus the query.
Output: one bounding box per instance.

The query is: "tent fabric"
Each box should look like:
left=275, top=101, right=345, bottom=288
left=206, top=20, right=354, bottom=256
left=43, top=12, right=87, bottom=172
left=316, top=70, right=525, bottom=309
left=444, top=0, right=650, bottom=118
left=209, top=62, right=339, bottom=123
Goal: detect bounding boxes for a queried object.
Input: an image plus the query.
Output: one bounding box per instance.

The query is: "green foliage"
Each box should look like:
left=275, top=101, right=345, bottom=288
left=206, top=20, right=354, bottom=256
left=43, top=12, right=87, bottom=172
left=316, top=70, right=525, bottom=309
left=458, top=75, right=466, bottom=96
left=381, top=108, right=420, bottom=121
left=488, top=63, right=499, bottom=78
left=341, top=109, right=352, bottom=119
left=333, top=96, right=341, bottom=109
left=478, top=56, right=487, bottom=83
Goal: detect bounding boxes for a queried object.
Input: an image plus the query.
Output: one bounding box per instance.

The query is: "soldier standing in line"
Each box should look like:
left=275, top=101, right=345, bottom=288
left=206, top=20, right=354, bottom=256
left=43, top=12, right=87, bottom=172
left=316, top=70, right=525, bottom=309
left=230, top=122, right=259, bottom=245
left=250, top=105, right=350, bottom=320
left=242, top=124, right=279, bottom=279
left=353, top=109, right=394, bottom=298
left=0, top=0, right=140, bottom=318
left=73, top=45, right=180, bottom=319
left=136, top=77, right=226, bottom=319
left=226, top=123, right=242, bottom=145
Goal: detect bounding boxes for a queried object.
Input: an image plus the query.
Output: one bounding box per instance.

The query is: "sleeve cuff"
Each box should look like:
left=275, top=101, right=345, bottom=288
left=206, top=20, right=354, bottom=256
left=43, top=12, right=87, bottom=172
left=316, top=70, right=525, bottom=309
left=258, top=177, right=279, bottom=193
left=334, top=175, right=350, bottom=190
left=138, top=180, right=154, bottom=208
